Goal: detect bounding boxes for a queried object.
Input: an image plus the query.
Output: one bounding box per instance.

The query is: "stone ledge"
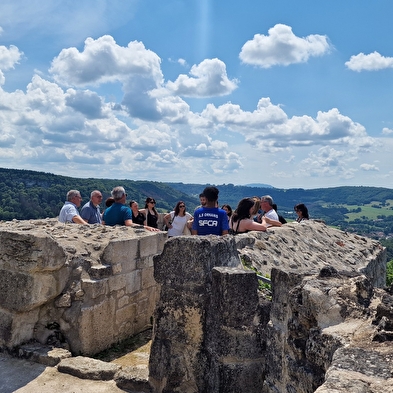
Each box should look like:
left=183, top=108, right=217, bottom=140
left=114, top=366, right=152, bottom=393
left=58, top=356, right=120, bottom=381
left=18, top=343, right=72, bottom=367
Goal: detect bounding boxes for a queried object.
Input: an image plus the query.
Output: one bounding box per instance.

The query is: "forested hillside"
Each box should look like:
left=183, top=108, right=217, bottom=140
left=1, top=168, right=393, bottom=240
left=0, top=168, right=198, bottom=220
left=167, top=183, right=393, bottom=238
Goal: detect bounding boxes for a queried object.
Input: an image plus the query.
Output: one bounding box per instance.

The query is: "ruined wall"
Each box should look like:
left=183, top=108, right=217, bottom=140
left=1, top=218, right=393, bottom=392
left=149, top=221, right=393, bottom=393
left=0, top=218, right=166, bottom=355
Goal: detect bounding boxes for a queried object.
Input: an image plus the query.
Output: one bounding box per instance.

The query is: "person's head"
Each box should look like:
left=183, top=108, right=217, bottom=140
left=105, top=197, right=115, bottom=207
left=129, top=200, right=139, bottom=211
left=202, top=186, right=219, bottom=203
left=145, top=197, right=157, bottom=210
left=260, top=195, right=274, bottom=213
left=90, top=190, right=103, bottom=206
left=174, top=201, right=186, bottom=216
left=199, top=193, right=207, bottom=207
left=221, top=204, right=233, bottom=217
left=111, top=186, right=127, bottom=202
left=67, top=190, right=83, bottom=207
left=251, top=196, right=261, bottom=216
left=294, top=203, right=309, bottom=219
left=232, top=198, right=255, bottom=222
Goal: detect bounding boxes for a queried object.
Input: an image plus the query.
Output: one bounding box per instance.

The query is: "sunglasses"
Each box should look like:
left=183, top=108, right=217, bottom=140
left=179, top=205, right=185, bottom=208
left=149, top=201, right=156, bottom=204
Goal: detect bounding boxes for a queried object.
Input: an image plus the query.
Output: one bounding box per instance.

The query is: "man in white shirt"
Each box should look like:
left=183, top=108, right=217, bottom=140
left=260, top=195, right=280, bottom=228
left=58, top=190, right=87, bottom=224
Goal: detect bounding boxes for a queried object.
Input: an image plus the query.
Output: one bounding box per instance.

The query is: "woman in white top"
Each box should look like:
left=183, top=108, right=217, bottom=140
left=164, top=201, right=193, bottom=237
left=229, top=198, right=268, bottom=234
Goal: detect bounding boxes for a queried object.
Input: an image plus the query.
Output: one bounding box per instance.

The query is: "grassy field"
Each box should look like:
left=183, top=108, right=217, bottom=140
left=325, top=201, right=393, bottom=221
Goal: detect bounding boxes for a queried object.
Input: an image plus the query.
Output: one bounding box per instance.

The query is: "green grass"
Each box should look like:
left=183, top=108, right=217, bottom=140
left=323, top=203, right=393, bottom=221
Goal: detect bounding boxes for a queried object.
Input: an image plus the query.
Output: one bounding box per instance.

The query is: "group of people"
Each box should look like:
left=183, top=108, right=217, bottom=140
left=58, top=186, right=309, bottom=236
left=58, top=187, right=160, bottom=232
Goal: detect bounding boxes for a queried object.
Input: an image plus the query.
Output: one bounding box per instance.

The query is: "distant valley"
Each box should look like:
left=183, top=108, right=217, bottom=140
left=1, top=167, right=393, bottom=240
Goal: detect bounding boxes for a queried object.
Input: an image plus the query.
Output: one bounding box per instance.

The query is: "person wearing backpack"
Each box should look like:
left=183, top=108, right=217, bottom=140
left=164, top=201, right=193, bottom=237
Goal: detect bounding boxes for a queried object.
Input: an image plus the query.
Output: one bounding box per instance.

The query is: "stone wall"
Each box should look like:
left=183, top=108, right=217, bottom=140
left=0, top=218, right=166, bottom=355
left=148, top=221, right=393, bottom=393
left=1, top=218, right=393, bottom=392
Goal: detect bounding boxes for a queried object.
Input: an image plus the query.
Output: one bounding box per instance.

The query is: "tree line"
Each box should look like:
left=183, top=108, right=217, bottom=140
left=1, top=168, right=393, bottom=240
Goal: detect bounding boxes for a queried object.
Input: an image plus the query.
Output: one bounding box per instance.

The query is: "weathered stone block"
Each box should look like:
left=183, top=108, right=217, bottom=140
left=58, top=356, right=120, bottom=380
left=141, top=266, right=156, bottom=289
left=81, top=278, right=109, bottom=300
left=0, top=231, right=66, bottom=272
left=140, top=234, right=160, bottom=259
left=0, top=270, right=61, bottom=312
left=101, top=238, right=138, bottom=273
left=125, top=270, right=142, bottom=294
left=116, top=302, right=136, bottom=329
left=211, top=267, right=259, bottom=328
left=108, top=274, right=127, bottom=293
left=153, top=236, right=240, bottom=286
left=88, top=264, right=112, bottom=279
left=78, top=297, right=116, bottom=355
left=7, top=308, right=40, bottom=348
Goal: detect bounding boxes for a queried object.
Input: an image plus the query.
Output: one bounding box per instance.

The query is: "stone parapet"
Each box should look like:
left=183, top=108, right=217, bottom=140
left=0, top=218, right=165, bottom=355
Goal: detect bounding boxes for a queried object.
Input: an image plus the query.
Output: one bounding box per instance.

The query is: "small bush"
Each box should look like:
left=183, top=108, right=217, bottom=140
left=387, top=260, right=393, bottom=287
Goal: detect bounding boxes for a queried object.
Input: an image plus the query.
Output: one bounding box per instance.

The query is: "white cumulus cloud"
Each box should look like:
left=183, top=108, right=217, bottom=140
left=0, top=44, right=23, bottom=85
left=360, top=163, right=379, bottom=171
left=239, top=24, right=331, bottom=68
left=382, top=127, right=393, bottom=135
left=165, top=58, right=238, bottom=97
left=50, top=35, right=163, bottom=87
left=345, top=51, right=393, bottom=71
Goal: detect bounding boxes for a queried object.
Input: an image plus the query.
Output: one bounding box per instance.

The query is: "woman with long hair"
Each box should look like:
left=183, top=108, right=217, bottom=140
left=229, top=198, right=268, bottom=234
left=221, top=204, right=233, bottom=221
left=139, top=197, right=159, bottom=228
left=294, top=203, right=309, bottom=222
left=129, top=200, right=146, bottom=225
left=164, top=201, right=193, bottom=237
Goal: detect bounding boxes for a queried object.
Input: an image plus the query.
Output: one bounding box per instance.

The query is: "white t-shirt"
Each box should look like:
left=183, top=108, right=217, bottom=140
left=265, top=209, right=279, bottom=227
left=167, top=212, right=192, bottom=237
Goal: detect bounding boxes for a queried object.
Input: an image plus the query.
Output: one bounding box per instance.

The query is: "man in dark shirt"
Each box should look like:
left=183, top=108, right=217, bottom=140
left=102, top=186, right=133, bottom=226
left=81, top=190, right=103, bottom=224
left=192, top=186, right=229, bottom=236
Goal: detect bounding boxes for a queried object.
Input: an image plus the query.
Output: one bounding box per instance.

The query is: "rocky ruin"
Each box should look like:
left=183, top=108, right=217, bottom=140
left=0, top=218, right=166, bottom=355
left=1, top=218, right=393, bottom=392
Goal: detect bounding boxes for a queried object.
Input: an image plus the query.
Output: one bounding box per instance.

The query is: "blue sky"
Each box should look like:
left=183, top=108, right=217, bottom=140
left=1, top=0, right=393, bottom=189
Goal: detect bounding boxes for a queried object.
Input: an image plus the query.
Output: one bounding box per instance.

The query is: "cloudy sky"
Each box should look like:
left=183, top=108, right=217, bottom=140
left=0, top=0, right=393, bottom=189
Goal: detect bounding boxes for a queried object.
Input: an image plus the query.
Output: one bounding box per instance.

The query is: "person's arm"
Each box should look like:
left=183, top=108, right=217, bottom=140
left=221, top=211, right=230, bottom=235
left=244, top=219, right=267, bottom=232
left=144, top=225, right=160, bottom=232
left=138, top=209, right=147, bottom=226
left=164, top=212, right=173, bottom=229
left=263, top=216, right=282, bottom=227
left=129, top=217, right=159, bottom=232
left=72, top=215, right=88, bottom=224
left=187, top=216, right=194, bottom=229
